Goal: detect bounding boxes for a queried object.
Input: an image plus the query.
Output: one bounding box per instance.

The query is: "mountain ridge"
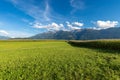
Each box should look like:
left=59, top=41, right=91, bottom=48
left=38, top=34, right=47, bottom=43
left=30, top=27, right=120, bottom=40
left=0, top=36, right=10, bottom=39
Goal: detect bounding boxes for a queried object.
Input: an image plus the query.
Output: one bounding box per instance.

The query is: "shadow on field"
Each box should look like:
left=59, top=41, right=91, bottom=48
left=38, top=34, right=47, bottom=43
left=67, top=41, right=120, bottom=54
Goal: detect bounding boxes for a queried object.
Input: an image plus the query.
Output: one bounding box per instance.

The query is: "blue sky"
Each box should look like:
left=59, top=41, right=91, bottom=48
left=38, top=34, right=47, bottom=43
left=0, top=0, right=120, bottom=37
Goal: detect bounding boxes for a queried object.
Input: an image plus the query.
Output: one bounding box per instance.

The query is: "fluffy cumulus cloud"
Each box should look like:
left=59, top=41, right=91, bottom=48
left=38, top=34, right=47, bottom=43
left=66, top=21, right=84, bottom=30
left=32, top=22, right=65, bottom=31
left=32, top=21, right=83, bottom=31
left=96, top=20, right=118, bottom=29
left=72, top=22, right=84, bottom=26
left=0, top=30, right=9, bottom=36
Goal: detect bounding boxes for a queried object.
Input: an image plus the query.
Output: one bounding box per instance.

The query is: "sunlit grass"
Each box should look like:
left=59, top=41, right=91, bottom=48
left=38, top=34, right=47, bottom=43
left=0, top=41, right=120, bottom=80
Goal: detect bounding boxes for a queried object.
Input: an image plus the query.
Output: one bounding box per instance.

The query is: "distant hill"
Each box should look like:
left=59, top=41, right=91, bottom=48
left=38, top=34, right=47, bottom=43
left=30, top=27, right=120, bottom=40
left=0, top=36, right=10, bottom=39
left=30, top=31, right=76, bottom=40
left=30, top=32, right=55, bottom=39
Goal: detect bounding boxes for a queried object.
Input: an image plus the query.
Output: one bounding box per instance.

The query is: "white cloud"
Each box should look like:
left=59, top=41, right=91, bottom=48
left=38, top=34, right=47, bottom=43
left=70, top=0, right=85, bottom=9
left=96, top=20, right=118, bottom=29
left=9, top=0, right=51, bottom=22
left=66, top=21, right=83, bottom=30
left=32, top=22, right=43, bottom=29
left=0, top=29, right=33, bottom=38
left=0, top=30, right=9, bottom=36
left=43, top=1, right=50, bottom=21
left=9, top=0, right=75, bottom=23
left=32, top=21, right=84, bottom=31
left=72, top=22, right=84, bottom=26
left=32, top=22, right=65, bottom=31
left=50, top=23, right=64, bottom=31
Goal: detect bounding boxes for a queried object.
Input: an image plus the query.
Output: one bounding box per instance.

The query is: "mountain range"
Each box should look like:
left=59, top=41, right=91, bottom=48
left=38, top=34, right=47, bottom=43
left=1, top=27, right=120, bottom=40
left=0, top=36, right=10, bottom=40
left=30, top=27, right=120, bottom=40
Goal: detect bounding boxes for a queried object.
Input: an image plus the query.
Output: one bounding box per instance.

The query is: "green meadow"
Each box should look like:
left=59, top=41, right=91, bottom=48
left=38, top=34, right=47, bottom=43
left=0, top=40, right=120, bottom=80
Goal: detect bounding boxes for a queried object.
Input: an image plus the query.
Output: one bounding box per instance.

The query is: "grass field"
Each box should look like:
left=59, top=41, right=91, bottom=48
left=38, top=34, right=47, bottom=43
left=0, top=40, right=120, bottom=80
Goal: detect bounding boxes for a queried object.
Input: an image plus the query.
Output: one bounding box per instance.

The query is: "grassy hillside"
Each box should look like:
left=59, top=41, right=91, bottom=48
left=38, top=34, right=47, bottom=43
left=0, top=40, right=120, bottom=80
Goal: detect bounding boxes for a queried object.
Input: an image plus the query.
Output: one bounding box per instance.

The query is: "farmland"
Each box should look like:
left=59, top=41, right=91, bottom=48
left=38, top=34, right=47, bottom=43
left=0, top=40, right=120, bottom=80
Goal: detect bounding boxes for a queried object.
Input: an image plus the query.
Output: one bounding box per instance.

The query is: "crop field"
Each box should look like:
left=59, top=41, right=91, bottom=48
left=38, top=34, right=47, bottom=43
left=0, top=40, right=120, bottom=80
